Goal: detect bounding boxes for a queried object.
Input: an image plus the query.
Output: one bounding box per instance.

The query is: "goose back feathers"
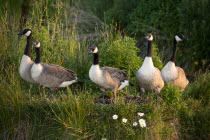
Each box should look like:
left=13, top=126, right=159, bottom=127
left=89, top=46, right=131, bottom=93
left=89, top=65, right=128, bottom=91
left=31, top=41, right=79, bottom=90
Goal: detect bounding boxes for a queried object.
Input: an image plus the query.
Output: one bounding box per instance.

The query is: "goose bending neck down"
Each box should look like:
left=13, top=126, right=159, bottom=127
left=18, top=29, right=37, bottom=84
left=31, top=41, right=81, bottom=91
left=161, top=35, right=188, bottom=91
left=136, top=34, right=164, bottom=101
left=89, top=46, right=133, bottom=103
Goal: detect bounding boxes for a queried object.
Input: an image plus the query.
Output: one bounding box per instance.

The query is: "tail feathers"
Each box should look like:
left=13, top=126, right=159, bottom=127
left=118, top=80, right=133, bottom=90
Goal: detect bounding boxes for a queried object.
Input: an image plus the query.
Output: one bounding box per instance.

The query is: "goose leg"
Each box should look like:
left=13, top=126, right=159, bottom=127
left=50, top=87, right=58, bottom=98
left=140, top=88, right=145, bottom=100
left=100, top=88, right=106, bottom=104
left=113, top=87, right=118, bottom=103
left=39, top=85, right=45, bottom=93
left=154, top=88, right=159, bottom=105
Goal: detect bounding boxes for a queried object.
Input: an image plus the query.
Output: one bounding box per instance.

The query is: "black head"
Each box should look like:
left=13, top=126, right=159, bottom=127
left=18, top=29, right=32, bottom=37
left=32, top=40, right=40, bottom=48
left=175, top=34, right=187, bottom=42
left=89, top=46, right=98, bottom=53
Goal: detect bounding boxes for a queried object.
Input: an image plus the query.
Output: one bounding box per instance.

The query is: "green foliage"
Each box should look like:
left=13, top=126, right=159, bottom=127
left=0, top=0, right=209, bottom=139
left=99, top=33, right=141, bottom=77
left=184, top=72, right=210, bottom=106
left=161, top=84, right=182, bottom=107
left=95, top=0, right=210, bottom=72
left=178, top=72, right=210, bottom=140
left=178, top=98, right=210, bottom=140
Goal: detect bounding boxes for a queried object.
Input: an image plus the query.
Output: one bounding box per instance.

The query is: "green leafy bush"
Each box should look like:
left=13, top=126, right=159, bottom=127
left=184, top=72, right=210, bottom=106
left=99, top=34, right=142, bottom=78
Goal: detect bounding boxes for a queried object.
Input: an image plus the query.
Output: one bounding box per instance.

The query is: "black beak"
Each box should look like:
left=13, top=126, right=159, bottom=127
left=183, top=37, right=188, bottom=41
left=18, top=32, right=24, bottom=35
left=88, top=50, right=93, bottom=53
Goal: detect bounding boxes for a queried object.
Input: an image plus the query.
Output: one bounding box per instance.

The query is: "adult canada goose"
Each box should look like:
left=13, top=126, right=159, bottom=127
left=18, top=29, right=37, bottom=84
left=136, top=34, right=164, bottom=100
left=89, top=46, right=133, bottom=103
left=31, top=40, right=81, bottom=91
left=161, top=35, right=188, bottom=91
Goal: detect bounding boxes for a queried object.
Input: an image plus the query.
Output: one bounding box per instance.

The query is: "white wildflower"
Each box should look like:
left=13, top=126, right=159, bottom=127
left=137, top=112, right=145, bottom=117
left=112, top=114, right=118, bottom=120
left=101, top=138, right=107, bottom=140
left=138, top=119, right=145, bottom=124
left=133, top=122, right=138, bottom=126
left=140, top=122, right=146, bottom=127
left=122, top=118, right=128, bottom=123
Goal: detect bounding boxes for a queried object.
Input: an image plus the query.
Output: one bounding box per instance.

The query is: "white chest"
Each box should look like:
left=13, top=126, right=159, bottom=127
left=161, top=61, right=178, bottom=82
left=137, top=57, right=155, bottom=79
left=31, top=63, right=43, bottom=81
left=19, top=55, right=33, bottom=76
left=89, top=65, right=104, bottom=84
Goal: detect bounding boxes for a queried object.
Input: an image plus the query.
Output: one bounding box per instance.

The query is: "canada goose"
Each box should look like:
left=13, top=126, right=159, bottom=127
left=161, top=35, right=188, bottom=91
left=18, top=29, right=37, bottom=84
left=89, top=46, right=133, bottom=103
left=136, top=34, right=164, bottom=100
left=31, top=40, right=81, bottom=91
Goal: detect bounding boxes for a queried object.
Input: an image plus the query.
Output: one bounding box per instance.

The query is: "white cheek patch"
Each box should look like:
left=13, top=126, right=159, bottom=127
left=148, top=35, right=153, bottom=41
left=25, top=31, right=31, bottom=37
left=36, top=42, right=40, bottom=48
left=175, top=35, right=182, bottom=42
left=93, top=47, right=98, bottom=53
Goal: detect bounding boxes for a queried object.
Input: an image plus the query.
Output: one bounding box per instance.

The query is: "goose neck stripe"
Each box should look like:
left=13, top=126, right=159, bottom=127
left=147, top=41, right=152, bottom=57
left=170, top=38, right=178, bottom=63
left=24, top=34, right=32, bottom=56
left=35, top=47, right=41, bottom=64
left=93, top=53, right=99, bottom=65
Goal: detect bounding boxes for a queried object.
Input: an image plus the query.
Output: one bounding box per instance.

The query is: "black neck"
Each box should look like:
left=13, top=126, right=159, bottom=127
left=93, top=53, right=99, bottom=65
left=24, top=34, right=32, bottom=56
left=170, top=38, right=177, bottom=63
left=35, top=47, right=41, bottom=64
left=147, top=41, right=152, bottom=57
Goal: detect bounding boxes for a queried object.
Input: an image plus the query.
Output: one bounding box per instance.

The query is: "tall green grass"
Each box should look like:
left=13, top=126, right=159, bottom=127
left=0, top=0, right=209, bottom=139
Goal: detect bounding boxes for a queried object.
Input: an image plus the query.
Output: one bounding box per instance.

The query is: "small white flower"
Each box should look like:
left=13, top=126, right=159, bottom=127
left=138, top=119, right=145, bottom=124
left=137, top=112, right=144, bottom=117
left=133, top=122, right=138, bottom=126
left=122, top=118, right=128, bottom=123
left=112, top=114, right=118, bottom=120
left=140, top=122, right=146, bottom=127
left=101, top=138, right=107, bottom=140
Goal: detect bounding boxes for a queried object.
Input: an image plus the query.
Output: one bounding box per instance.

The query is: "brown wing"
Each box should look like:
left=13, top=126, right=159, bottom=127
left=42, top=63, right=77, bottom=82
left=174, top=67, right=188, bottom=91
left=100, top=67, right=127, bottom=82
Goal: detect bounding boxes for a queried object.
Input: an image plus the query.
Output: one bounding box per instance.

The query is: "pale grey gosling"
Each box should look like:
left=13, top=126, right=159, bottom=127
left=18, top=29, right=37, bottom=84
left=89, top=46, right=133, bottom=103
left=136, top=34, right=164, bottom=101
left=31, top=40, right=81, bottom=91
left=161, top=35, right=188, bottom=91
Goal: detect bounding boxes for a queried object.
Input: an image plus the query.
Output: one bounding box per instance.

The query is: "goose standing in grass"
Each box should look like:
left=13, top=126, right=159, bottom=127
left=89, top=46, right=133, bottom=103
left=161, top=35, right=188, bottom=91
left=136, top=34, right=164, bottom=100
left=31, top=40, right=81, bottom=91
left=18, top=29, right=37, bottom=84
